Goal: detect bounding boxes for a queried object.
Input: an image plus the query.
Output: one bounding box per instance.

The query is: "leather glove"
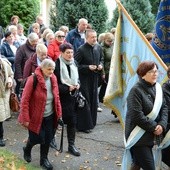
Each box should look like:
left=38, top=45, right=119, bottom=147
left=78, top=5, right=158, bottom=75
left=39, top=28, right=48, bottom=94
left=58, top=118, right=64, bottom=126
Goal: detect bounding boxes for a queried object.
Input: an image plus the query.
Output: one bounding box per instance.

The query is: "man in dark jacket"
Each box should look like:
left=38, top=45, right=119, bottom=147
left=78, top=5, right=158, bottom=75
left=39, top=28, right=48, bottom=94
left=66, top=18, right=88, bottom=53
left=75, top=29, right=104, bottom=133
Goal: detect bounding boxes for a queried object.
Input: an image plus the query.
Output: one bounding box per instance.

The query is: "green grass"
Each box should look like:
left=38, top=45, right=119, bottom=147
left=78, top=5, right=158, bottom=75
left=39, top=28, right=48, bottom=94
left=0, top=148, right=41, bottom=170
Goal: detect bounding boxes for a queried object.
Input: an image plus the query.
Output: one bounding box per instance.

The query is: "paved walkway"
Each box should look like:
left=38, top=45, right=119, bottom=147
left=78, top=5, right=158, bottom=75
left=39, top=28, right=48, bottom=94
left=2, top=104, right=169, bottom=170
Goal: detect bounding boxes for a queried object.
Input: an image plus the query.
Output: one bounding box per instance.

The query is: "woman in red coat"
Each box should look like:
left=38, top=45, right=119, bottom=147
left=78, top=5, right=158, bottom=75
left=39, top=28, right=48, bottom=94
left=47, top=30, right=66, bottom=61
left=18, top=58, right=62, bottom=170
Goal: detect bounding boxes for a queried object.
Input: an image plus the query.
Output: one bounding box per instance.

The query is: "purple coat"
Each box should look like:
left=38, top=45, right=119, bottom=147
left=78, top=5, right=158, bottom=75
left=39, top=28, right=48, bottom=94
left=23, top=53, right=38, bottom=79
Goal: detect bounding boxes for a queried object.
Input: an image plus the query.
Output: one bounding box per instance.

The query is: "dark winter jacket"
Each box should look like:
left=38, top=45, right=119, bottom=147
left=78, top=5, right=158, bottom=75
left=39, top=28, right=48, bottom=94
left=162, top=80, right=170, bottom=127
left=0, top=41, right=18, bottom=66
left=125, top=78, right=168, bottom=146
left=54, top=58, right=79, bottom=124
left=66, top=28, right=85, bottom=53
left=101, top=42, right=113, bottom=75
left=14, top=40, right=36, bottom=79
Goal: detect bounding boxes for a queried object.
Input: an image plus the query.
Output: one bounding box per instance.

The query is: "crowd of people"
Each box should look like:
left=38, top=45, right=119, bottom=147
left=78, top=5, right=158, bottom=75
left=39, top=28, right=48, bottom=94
left=1, top=14, right=170, bottom=170
left=0, top=15, right=116, bottom=170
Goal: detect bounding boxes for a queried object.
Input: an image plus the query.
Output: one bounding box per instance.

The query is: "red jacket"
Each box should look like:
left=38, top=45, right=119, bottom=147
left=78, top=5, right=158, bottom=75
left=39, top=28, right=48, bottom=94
left=18, top=67, right=62, bottom=134
left=47, top=40, right=66, bottom=61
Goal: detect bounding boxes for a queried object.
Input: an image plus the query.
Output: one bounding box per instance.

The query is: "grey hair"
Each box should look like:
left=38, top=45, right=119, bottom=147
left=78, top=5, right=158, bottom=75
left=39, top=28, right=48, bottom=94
left=28, top=32, right=39, bottom=43
left=8, top=25, right=17, bottom=32
left=59, top=25, right=69, bottom=32
left=54, top=30, right=65, bottom=37
left=40, top=58, right=55, bottom=69
left=17, top=23, right=24, bottom=29
left=78, top=18, right=88, bottom=24
left=85, top=29, right=96, bottom=38
left=36, top=43, right=47, bottom=53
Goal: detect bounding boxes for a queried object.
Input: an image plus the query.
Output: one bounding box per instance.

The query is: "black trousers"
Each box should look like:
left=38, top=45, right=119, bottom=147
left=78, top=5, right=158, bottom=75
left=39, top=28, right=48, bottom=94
left=15, top=79, right=21, bottom=100
left=0, top=122, right=3, bottom=139
left=99, top=74, right=108, bottom=103
left=162, top=145, right=170, bottom=167
left=130, top=145, right=155, bottom=170
left=29, top=114, right=54, bottom=145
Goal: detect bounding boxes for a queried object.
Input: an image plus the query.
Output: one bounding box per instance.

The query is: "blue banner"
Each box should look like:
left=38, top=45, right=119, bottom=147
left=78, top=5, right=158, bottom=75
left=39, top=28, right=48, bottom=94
left=104, top=5, right=168, bottom=127
left=151, top=0, right=170, bottom=65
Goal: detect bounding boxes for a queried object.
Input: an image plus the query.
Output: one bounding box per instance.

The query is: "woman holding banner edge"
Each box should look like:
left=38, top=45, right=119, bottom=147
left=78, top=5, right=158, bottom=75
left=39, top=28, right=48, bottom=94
left=123, top=61, right=168, bottom=170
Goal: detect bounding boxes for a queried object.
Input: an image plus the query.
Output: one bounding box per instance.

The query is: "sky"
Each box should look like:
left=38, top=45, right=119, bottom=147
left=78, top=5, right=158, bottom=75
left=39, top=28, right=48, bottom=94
left=105, top=0, right=117, bottom=20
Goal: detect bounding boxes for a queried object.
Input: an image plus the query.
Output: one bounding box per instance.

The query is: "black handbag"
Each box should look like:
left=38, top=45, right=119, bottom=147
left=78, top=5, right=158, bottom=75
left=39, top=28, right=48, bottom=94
left=76, top=91, right=86, bottom=108
left=70, top=90, right=86, bottom=108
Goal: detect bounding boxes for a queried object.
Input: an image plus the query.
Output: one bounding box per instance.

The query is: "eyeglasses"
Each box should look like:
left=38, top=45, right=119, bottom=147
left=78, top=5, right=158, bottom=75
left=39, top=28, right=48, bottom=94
left=147, top=70, right=158, bottom=74
left=57, top=35, right=65, bottom=38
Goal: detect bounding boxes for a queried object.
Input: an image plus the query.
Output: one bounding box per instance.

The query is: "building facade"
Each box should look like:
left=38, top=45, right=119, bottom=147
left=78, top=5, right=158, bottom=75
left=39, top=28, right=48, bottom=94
left=40, top=0, right=51, bottom=27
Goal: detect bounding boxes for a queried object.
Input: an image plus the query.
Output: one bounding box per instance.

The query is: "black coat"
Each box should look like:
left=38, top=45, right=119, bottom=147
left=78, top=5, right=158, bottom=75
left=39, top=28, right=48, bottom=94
left=162, top=80, right=170, bottom=168
left=162, top=80, right=170, bottom=126
left=75, top=42, right=104, bottom=130
left=54, top=59, right=77, bottom=126
left=125, top=78, right=168, bottom=146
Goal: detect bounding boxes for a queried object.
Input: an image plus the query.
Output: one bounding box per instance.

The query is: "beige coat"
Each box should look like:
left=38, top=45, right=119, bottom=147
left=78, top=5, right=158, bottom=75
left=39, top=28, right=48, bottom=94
left=0, top=58, right=13, bottom=122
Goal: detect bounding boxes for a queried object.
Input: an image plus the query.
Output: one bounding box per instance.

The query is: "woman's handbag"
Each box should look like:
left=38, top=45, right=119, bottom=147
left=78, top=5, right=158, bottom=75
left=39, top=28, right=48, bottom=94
left=76, top=91, right=86, bottom=108
left=70, top=90, right=86, bottom=108
left=9, top=92, right=20, bottom=112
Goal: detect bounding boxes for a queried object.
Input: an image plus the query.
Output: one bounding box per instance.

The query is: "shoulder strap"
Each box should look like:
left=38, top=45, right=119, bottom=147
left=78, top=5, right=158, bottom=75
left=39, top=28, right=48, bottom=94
left=33, top=73, right=38, bottom=90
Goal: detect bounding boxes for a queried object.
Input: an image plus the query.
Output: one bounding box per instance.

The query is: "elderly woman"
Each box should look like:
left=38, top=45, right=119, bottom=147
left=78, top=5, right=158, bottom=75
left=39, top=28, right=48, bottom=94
left=54, top=43, right=81, bottom=156
left=1, top=31, right=19, bottom=70
left=124, top=61, right=168, bottom=170
left=14, top=32, right=39, bottom=99
left=59, top=25, right=69, bottom=36
left=47, top=30, right=66, bottom=61
left=23, top=43, right=58, bottom=150
left=18, top=58, right=62, bottom=170
left=99, top=32, right=114, bottom=103
left=45, top=32, right=55, bottom=47
left=23, top=43, right=48, bottom=79
left=17, top=24, right=27, bottom=45
left=39, top=28, right=53, bottom=46
left=0, top=56, right=13, bottom=146
left=8, top=25, right=21, bottom=47
left=31, top=23, right=40, bottom=37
